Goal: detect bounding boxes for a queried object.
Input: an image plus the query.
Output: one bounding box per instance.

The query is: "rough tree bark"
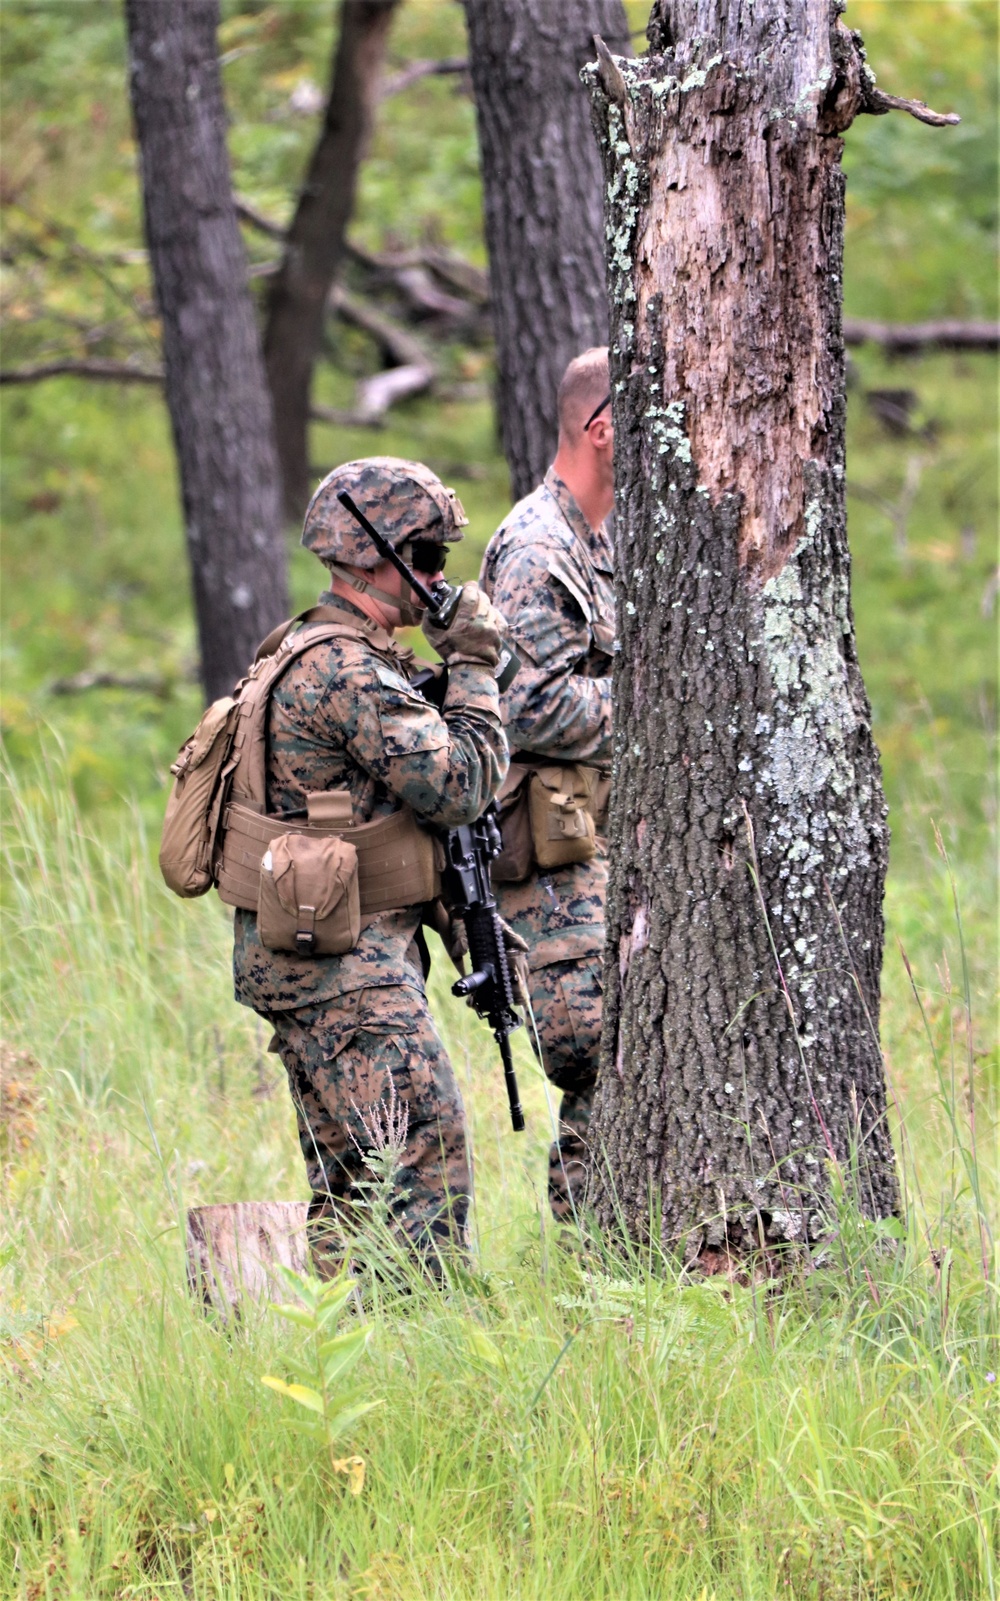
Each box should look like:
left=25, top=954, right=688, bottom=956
left=462, top=0, right=632, bottom=500
left=186, top=1202, right=308, bottom=1320
left=585, top=4, right=955, bottom=1265
left=126, top=0, right=287, bottom=705
left=264, top=0, right=399, bottom=520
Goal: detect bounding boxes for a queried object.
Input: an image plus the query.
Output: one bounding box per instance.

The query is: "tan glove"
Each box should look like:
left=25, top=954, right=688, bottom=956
left=422, top=582, right=506, bottom=670
left=499, top=918, right=530, bottom=1012
left=422, top=898, right=468, bottom=976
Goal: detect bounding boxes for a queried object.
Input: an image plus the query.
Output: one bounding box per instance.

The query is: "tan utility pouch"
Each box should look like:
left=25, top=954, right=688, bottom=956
left=159, top=696, right=238, bottom=897
left=491, top=768, right=534, bottom=884
left=258, top=833, right=361, bottom=956
left=528, top=764, right=597, bottom=870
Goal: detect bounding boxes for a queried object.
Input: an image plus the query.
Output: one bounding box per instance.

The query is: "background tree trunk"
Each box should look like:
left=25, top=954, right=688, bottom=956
left=125, top=0, right=287, bottom=705
left=264, top=0, right=400, bottom=521
left=462, top=0, right=631, bottom=501
left=586, top=4, right=902, bottom=1264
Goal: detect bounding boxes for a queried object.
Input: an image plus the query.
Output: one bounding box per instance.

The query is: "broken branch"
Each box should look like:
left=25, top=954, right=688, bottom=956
left=49, top=669, right=173, bottom=696
left=0, top=358, right=164, bottom=385
left=329, top=283, right=432, bottom=369
left=380, top=56, right=468, bottom=100
left=844, top=319, right=998, bottom=353
left=861, top=83, right=960, bottom=128
left=232, top=193, right=287, bottom=240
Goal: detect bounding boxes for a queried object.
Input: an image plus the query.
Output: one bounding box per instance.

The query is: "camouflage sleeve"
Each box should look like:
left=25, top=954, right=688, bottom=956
left=314, top=646, right=508, bottom=826
left=490, top=542, right=612, bottom=763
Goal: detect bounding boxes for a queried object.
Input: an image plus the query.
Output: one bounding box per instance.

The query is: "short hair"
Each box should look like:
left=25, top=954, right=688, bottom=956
left=557, top=346, right=610, bottom=445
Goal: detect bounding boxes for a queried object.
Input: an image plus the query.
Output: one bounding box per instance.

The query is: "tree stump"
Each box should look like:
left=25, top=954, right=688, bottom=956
left=186, top=1201, right=308, bottom=1319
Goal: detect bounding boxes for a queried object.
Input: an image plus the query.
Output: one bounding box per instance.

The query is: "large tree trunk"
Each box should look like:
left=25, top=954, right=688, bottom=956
left=264, top=0, right=399, bottom=521
left=462, top=0, right=631, bottom=501
left=126, top=0, right=287, bottom=705
left=586, top=4, right=904, bottom=1265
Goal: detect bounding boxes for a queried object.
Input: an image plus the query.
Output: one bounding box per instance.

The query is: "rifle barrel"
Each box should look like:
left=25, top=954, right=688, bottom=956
left=499, top=1031, right=525, bottom=1132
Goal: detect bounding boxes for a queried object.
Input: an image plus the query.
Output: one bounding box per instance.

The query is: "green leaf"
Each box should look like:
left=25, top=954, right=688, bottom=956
left=260, top=1376, right=325, bottom=1415
left=273, top=1264, right=320, bottom=1307
left=465, top=1324, right=503, bottom=1368
left=268, top=1302, right=317, bottom=1332
left=322, top=1398, right=384, bottom=1443
left=319, top=1326, right=370, bottom=1386
left=315, top=1281, right=356, bottom=1330
left=876, top=1215, right=906, bottom=1241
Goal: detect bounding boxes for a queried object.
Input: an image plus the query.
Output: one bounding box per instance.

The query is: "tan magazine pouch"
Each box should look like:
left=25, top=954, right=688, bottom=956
left=528, top=764, right=596, bottom=869
left=258, top=833, right=361, bottom=956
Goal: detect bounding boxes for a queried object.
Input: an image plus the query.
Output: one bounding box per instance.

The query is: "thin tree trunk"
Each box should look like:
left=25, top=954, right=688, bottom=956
left=462, top=0, right=631, bottom=501
left=125, top=0, right=287, bottom=705
left=585, top=4, right=929, bottom=1265
left=264, top=0, right=399, bottom=521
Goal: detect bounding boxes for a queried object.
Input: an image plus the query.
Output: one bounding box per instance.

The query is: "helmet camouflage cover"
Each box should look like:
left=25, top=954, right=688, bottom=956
left=302, top=457, right=468, bottom=570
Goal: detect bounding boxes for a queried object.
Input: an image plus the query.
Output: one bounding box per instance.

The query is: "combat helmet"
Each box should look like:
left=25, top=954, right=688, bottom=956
left=302, top=457, right=468, bottom=569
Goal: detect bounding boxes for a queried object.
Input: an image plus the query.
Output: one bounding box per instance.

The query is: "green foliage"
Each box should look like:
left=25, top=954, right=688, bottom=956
left=843, top=1, right=998, bottom=320
left=261, top=1266, right=382, bottom=1488
left=2, top=754, right=996, bottom=1598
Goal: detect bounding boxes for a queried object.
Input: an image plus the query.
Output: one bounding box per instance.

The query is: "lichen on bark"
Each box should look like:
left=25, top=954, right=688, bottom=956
left=585, top=4, right=901, bottom=1262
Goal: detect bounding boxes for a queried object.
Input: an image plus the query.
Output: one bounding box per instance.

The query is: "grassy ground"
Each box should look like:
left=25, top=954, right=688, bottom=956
left=1, top=755, right=997, bottom=1599
left=2, top=2, right=998, bottom=1596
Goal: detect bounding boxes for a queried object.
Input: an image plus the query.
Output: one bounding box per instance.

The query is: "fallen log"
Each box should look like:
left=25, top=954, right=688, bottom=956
left=844, top=318, right=999, bottom=353
left=186, top=1200, right=308, bottom=1319
left=329, top=283, right=431, bottom=368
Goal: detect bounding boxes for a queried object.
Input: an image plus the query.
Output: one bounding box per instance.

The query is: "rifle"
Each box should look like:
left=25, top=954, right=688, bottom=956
left=337, top=491, right=526, bottom=1133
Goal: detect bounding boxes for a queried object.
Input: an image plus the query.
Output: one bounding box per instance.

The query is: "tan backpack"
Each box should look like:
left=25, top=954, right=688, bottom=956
left=159, top=606, right=441, bottom=929
left=158, top=608, right=368, bottom=900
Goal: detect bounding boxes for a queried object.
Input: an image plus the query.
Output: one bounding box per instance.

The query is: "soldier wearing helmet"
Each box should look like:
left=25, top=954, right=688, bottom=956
left=232, top=456, right=510, bottom=1275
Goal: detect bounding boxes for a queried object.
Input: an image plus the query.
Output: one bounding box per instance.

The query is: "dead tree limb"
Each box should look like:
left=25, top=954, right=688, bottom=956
left=380, top=55, right=467, bottom=99
left=233, top=194, right=491, bottom=307
left=0, top=359, right=165, bottom=385
left=263, top=0, right=400, bottom=519
left=233, top=192, right=286, bottom=240
left=49, top=669, right=174, bottom=697
left=844, top=318, right=999, bottom=353
left=328, top=285, right=435, bottom=420
left=329, top=283, right=432, bottom=368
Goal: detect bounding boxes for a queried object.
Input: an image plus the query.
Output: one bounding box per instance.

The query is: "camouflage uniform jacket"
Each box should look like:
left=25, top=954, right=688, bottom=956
left=233, top=591, right=508, bottom=1014
left=480, top=469, right=615, bottom=972
left=481, top=468, right=614, bottom=764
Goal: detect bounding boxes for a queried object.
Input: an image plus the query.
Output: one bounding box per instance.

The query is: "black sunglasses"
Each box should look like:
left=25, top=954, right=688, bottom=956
left=583, top=393, right=612, bottom=431
left=409, top=539, right=448, bottom=575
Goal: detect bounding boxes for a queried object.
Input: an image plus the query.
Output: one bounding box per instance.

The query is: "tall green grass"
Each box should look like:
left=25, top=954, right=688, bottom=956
left=2, top=758, right=996, bottom=1600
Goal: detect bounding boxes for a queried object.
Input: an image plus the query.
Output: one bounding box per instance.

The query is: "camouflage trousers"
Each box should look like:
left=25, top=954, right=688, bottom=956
left=496, top=854, right=606, bottom=1220
left=264, top=983, right=470, bottom=1274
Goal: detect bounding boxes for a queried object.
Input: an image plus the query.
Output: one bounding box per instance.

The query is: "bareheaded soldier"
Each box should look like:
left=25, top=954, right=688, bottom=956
left=481, top=348, right=614, bottom=1220
left=229, top=458, right=509, bottom=1272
